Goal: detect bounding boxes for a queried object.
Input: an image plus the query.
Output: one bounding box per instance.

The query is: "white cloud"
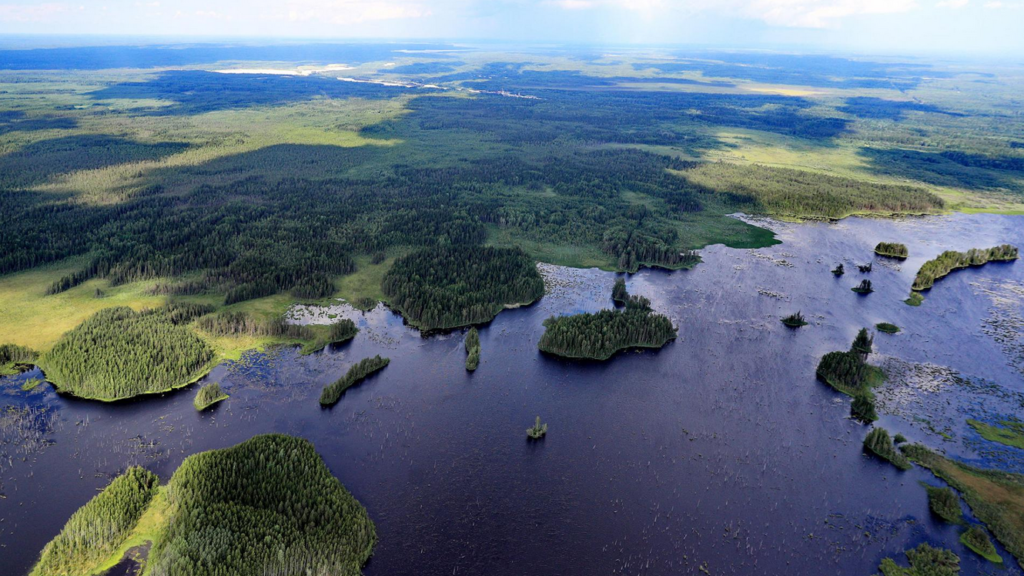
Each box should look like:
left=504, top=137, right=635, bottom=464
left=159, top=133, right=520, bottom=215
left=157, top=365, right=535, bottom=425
left=937, top=0, right=969, bottom=7
left=281, top=0, right=431, bottom=24
left=548, top=0, right=666, bottom=10
left=550, top=0, right=920, bottom=27
left=0, top=2, right=67, bottom=21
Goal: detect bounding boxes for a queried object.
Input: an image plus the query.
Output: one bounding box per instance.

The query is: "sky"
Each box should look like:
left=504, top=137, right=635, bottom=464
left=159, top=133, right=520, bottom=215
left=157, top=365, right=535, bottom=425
left=0, top=0, right=1021, bottom=55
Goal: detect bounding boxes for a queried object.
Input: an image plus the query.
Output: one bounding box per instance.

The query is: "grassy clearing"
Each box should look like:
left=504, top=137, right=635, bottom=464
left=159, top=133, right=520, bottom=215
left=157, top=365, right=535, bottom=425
left=0, top=259, right=166, bottom=353
left=0, top=258, right=364, bottom=365
left=333, top=254, right=399, bottom=309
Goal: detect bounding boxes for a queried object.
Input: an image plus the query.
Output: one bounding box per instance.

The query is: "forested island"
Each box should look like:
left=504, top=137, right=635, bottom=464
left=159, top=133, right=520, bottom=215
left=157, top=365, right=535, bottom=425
left=538, top=304, right=677, bottom=361
left=382, top=246, right=545, bottom=331
left=912, top=245, right=1018, bottom=291
left=32, top=434, right=376, bottom=576
left=320, top=355, right=391, bottom=406
left=43, top=305, right=215, bottom=401
left=816, top=329, right=882, bottom=422
left=874, top=242, right=909, bottom=259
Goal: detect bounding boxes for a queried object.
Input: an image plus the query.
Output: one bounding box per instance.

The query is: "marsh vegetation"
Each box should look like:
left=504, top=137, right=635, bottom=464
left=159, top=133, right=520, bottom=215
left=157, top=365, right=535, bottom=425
left=864, top=428, right=912, bottom=470
left=903, top=444, right=1024, bottom=565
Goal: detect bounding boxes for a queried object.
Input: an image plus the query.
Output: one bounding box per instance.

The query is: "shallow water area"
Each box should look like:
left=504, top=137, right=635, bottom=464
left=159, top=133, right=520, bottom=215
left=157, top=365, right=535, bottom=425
left=3, top=213, right=1024, bottom=576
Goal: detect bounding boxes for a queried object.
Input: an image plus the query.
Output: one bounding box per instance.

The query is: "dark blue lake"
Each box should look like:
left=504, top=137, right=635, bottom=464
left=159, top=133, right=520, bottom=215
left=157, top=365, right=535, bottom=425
left=3, top=213, right=1024, bottom=576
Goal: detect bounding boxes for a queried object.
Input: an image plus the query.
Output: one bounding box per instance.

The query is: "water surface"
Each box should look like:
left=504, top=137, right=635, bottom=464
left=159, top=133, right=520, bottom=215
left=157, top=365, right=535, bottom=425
left=3, top=213, right=1024, bottom=576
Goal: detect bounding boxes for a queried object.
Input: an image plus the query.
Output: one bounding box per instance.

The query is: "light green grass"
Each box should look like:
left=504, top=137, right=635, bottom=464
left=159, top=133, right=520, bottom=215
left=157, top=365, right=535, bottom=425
left=968, top=419, right=1024, bottom=450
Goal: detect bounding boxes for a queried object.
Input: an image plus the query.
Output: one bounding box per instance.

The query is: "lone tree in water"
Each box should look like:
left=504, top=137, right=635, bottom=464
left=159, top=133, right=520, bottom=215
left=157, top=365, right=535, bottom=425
left=465, top=327, right=480, bottom=371
left=781, top=311, right=808, bottom=328
left=832, top=263, right=845, bottom=276
left=852, top=328, right=874, bottom=357
left=527, top=416, right=548, bottom=440
left=852, top=279, right=873, bottom=294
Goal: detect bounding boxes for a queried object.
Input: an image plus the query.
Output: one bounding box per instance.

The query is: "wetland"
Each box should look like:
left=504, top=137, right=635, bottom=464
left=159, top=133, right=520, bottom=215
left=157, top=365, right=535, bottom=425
left=5, top=213, right=1024, bottom=576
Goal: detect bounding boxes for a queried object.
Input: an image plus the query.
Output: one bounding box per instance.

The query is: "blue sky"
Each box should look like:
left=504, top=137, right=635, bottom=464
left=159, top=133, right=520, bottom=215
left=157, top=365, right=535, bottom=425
left=0, top=0, right=1021, bottom=55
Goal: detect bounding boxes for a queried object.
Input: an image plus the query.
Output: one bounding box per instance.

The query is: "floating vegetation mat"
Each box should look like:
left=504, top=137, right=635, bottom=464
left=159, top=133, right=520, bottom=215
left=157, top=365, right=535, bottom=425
left=0, top=405, right=62, bottom=492
left=973, top=279, right=1024, bottom=377
left=875, top=357, right=1024, bottom=473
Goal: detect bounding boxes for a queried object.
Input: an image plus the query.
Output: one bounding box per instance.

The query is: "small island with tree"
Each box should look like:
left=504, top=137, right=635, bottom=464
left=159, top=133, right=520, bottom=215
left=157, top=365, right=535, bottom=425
left=832, top=263, right=845, bottom=276
left=193, top=382, right=228, bottom=411
left=875, top=242, right=909, bottom=259
left=465, top=327, right=480, bottom=371
left=781, top=311, right=808, bottom=328
left=864, top=427, right=912, bottom=470
left=852, top=279, right=874, bottom=294
left=816, top=328, right=883, bottom=422
left=961, top=526, right=1002, bottom=563
left=527, top=416, right=548, bottom=440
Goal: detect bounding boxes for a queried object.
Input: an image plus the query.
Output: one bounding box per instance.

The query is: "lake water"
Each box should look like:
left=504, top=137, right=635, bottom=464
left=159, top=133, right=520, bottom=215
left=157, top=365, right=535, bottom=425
left=3, top=213, right=1024, bottom=576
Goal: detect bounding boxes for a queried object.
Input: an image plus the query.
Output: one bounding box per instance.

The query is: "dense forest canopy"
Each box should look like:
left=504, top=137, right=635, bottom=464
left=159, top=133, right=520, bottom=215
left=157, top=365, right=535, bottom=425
left=44, top=305, right=215, bottom=400
left=538, top=307, right=677, bottom=360
left=149, top=435, right=376, bottom=576
left=383, top=246, right=545, bottom=331
left=35, top=435, right=377, bottom=576
left=32, top=467, right=159, bottom=576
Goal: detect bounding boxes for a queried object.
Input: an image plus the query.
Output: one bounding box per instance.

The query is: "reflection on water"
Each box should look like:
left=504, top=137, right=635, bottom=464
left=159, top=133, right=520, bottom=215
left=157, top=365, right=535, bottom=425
left=3, top=213, right=1024, bottom=576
